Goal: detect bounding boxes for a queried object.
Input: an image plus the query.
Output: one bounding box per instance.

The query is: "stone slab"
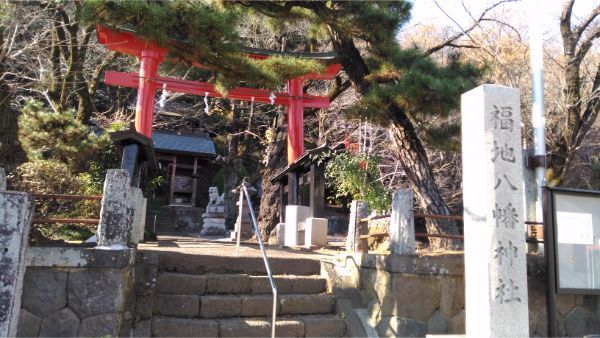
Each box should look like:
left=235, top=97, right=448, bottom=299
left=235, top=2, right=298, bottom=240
left=131, top=187, right=146, bottom=245
left=439, top=277, right=465, bottom=318
left=346, top=200, right=369, bottom=251
left=376, top=316, right=427, bottom=337
left=292, top=276, right=327, bottom=294
left=21, top=268, right=67, bottom=317
left=218, top=318, right=305, bottom=338
left=16, top=309, right=40, bottom=337
left=200, top=295, right=241, bottom=318
left=241, top=294, right=277, bottom=317
left=354, top=253, right=464, bottom=275
left=67, top=268, right=126, bottom=318
left=428, top=310, right=450, bottom=334
left=155, top=294, right=199, bottom=317
left=39, top=307, right=80, bottom=337
left=158, top=252, right=321, bottom=276
left=78, top=312, right=120, bottom=337
left=0, top=168, right=5, bottom=190
left=156, top=273, right=206, bottom=295
left=0, top=191, right=32, bottom=337
left=461, top=84, right=529, bottom=336
left=132, top=319, right=151, bottom=337
left=249, top=275, right=294, bottom=294
left=335, top=299, right=368, bottom=338
left=26, top=247, right=136, bottom=268
left=205, top=274, right=250, bottom=294
left=97, top=169, right=133, bottom=248
left=301, top=315, right=347, bottom=337
left=385, top=274, right=441, bottom=320
left=279, top=294, right=334, bottom=315
left=390, top=189, right=416, bottom=254
left=152, top=316, right=218, bottom=337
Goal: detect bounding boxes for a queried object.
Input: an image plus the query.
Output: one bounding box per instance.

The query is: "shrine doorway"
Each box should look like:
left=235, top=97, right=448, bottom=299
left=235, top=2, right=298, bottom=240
left=152, top=130, right=217, bottom=207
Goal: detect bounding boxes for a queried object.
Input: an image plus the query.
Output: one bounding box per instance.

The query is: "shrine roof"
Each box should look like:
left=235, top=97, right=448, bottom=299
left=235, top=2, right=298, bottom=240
left=153, top=131, right=216, bottom=157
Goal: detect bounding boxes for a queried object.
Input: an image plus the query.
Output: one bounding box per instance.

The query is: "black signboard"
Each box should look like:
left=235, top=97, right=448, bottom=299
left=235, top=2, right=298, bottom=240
left=543, top=186, right=600, bottom=336
left=544, top=187, right=600, bottom=294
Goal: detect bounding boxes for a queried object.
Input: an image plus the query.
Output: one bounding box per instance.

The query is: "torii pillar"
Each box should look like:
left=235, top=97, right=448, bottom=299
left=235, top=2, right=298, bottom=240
left=135, top=49, right=165, bottom=138
left=97, top=25, right=340, bottom=201
left=286, top=78, right=304, bottom=204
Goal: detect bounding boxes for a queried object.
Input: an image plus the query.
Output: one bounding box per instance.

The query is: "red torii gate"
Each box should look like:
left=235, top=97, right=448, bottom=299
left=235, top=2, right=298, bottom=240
left=97, top=25, right=340, bottom=165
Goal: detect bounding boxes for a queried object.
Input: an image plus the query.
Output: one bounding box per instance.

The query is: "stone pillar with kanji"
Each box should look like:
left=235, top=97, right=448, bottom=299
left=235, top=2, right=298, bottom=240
left=461, top=85, right=529, bottom=337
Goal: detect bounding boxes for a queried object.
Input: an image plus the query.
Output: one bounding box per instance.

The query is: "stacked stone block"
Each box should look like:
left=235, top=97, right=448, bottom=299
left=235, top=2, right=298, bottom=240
left=131, top=251, right=347, bottom=337
left=17, top=265, right=133, bottom=337
left=322, top=252, right=600, bottom=337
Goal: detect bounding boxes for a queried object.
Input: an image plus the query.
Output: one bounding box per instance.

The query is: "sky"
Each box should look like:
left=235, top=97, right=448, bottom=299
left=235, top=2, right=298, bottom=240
left=406, top=0, right=599, bottom=40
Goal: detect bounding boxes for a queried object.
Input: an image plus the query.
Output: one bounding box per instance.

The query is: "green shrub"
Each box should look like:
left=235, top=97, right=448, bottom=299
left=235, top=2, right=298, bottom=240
left=8, top=159, right=101, bottom=243
left=9, top=159, right=83, bottom=194
left=324, top=152, right=391, bottom=213
left=18, top=100, right=99, bottom=170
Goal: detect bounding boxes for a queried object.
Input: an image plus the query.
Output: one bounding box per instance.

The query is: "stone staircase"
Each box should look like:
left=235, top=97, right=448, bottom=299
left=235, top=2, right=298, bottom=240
left=143, top=251, right=347, bottom=337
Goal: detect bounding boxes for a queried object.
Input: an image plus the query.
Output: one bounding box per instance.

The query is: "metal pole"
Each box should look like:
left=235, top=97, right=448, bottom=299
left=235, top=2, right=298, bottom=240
left=242, top=184, right=277, bottom=338
left=542, top=188, right=558, bottom=336
left=529, top=0, right=547, bottom=225
left=235, top=187, right=243, bottom=256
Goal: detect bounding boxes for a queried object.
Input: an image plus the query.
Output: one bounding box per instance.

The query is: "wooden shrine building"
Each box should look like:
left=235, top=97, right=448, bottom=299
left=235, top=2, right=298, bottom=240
left=271, top=144, right=332, bottom=222
left=152, top=130, right=217, bottom=207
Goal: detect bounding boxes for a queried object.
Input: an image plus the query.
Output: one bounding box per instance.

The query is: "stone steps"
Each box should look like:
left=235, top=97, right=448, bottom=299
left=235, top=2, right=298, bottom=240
left=158, top=252, right=321, bottom=276
left=151, top=315, right=347, bottom=337
left=141, top=250, right=345, bottom=337
left=154, top=293, right=335, bottom=318
left=157, top=272, right=327, bottom=295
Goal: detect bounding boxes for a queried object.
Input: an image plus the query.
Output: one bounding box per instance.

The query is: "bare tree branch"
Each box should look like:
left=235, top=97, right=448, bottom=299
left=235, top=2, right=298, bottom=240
left=425, top=0, right=519, bottom=55
left=573, top=4, right=600, bottom=42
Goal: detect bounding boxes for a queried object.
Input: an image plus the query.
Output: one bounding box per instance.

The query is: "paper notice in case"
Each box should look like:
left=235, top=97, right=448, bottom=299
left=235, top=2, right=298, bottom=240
left=557, top=211, right=594, bottom=245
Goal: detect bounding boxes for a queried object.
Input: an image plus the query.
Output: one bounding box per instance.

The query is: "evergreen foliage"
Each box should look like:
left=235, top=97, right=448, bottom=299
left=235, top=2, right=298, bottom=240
left=81, top=0, right=324, bottom=91
left=325, top=152, right=391, bottom=213
left=238, top=1, right=482, bottom=150
left=18, top=100, right=99, bottom=169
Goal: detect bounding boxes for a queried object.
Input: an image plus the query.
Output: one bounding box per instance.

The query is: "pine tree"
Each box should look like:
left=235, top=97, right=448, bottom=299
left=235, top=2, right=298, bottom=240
left=233, top=1, right=482, bottom=250
left=81, top=0, right=325, bottom=91
left=81, top=0, right=482, bottom=249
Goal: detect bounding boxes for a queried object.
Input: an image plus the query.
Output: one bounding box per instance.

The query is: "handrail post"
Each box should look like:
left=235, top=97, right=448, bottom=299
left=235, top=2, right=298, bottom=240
left=235, top=187, right=243, bottom=256
left=241, top=181, right=277, bottom=338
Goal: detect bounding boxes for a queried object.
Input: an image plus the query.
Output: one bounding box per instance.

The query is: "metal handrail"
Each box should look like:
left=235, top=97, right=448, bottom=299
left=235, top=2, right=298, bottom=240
left=236, top=182, right=278, bottom=338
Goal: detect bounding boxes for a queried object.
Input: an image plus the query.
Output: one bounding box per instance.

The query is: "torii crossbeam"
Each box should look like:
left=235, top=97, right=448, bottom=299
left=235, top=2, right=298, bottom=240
left=97, top=25, right=340, bottom=164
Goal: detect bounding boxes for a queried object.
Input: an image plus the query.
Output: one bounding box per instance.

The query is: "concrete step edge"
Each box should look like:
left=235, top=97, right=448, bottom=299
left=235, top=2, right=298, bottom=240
left=154, top=294, right=337, bottom=318
left=156, top=272, right=327, bottom=295
left=151, top=315, right=347, bottom=337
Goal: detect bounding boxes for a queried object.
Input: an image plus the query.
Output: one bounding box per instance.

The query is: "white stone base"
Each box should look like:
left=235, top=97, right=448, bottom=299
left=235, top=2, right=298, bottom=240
left=284, top=205, right=310, bottom=247
left=304, top=217, right=328, bottom=247
left=275, top=223, right=285, bottom=245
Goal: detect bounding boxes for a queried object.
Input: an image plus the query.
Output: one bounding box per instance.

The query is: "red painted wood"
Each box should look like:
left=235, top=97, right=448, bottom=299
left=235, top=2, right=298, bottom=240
left=135, top=50, right=164, bottom=137
left=97, top=25, right=340, bottom=80
left=104, top=71, right=331, bottom=109
left=97, top=25, right=167, bottom=58
left=301, top=64, right=342, bottom=80
left=97, top=24, right=340, bottom=163
left=287, top=78, right=305, bottom=164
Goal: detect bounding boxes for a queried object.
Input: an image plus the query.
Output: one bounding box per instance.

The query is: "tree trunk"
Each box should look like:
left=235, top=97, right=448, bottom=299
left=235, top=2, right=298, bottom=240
left=257, top=111, right=287, bottom=239
left=329, top=31, right=461, bottom=250
left=0, top=33, right=26, bottom=172
left=223, top=104, right=243, bottom=228
left=388, top=116, right=462, bottom=250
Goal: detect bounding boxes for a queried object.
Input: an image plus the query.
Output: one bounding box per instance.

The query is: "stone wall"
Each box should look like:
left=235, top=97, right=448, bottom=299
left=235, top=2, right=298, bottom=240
left=322, top=253, right=600, bottom=337
left=16, top=247, right=136, bottom=337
